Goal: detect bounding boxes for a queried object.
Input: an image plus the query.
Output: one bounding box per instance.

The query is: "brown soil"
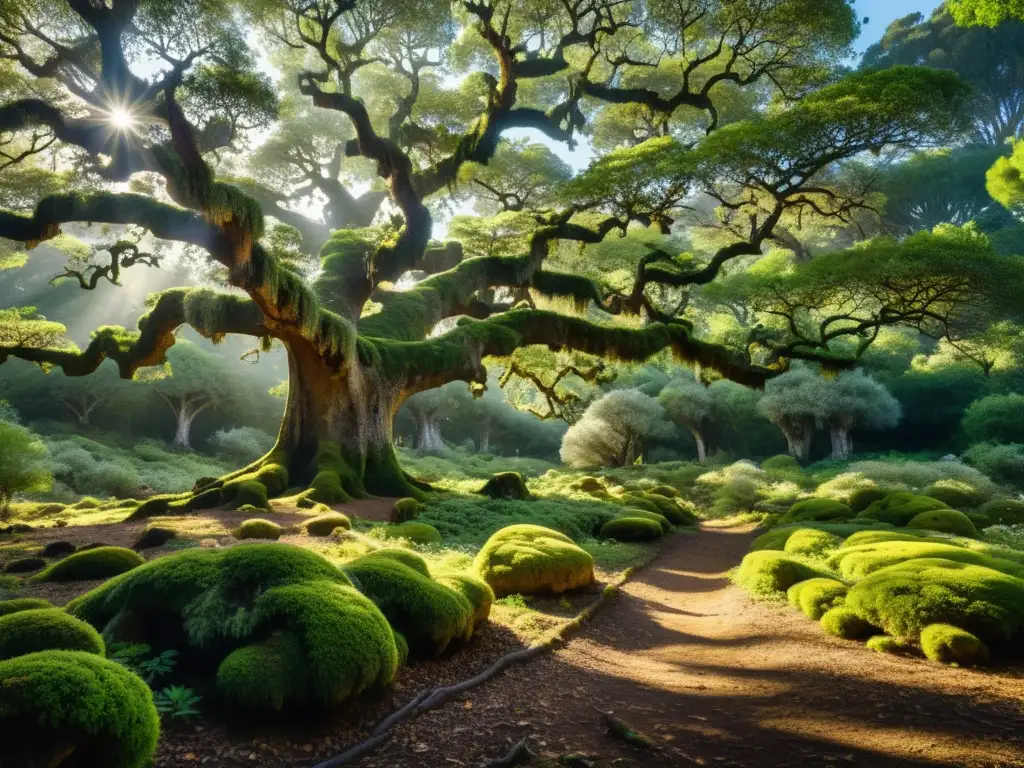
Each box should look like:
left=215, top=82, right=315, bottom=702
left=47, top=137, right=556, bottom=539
left=357, top=525, right=1024, bottom=768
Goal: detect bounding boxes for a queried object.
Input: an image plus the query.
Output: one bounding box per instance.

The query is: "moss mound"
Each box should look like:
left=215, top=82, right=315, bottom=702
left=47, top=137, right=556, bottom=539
left=780, top=498, right=853, bottom=526
left=820, top=606, right=876, bottom=639
left=977, top=498, right=1024, bottom=526
left=343, top=553, right=474, bottom=657
left=783, top=529, right=841, bottom=558
left=574, top=476, right=605, bottom=493
left=0, top=650, right=159, bottom=768
left=435, top=573, right=494, bottom=626
left=923, top=483, right=986, bottom=509
left=390, top=497, right=422, bottom=523
left=0, top=598, right=52, bottom=617
left=601, top=516, right=664, bottom=542
left=750, top=522, right=888, bottom=552
left=235, top=518, right=283, bottom=540
left=840, top=530, right=932, bottom=548
left=304, top=512, right=351, bottom=537
left=393, top=630, right=409, bottom=666
left=866, top=634, right=911, bottom=655
left=829, top=541, right=1024, bottom=581
left=366, top=548, right=431, bottom=576
left=132, top=526, right=176, bottom=550
left=0, top=608, right=104, bottom=660
left=40, top=540, right=76, bottom=557
left=649, top=484, right=680, bottom=499
left=379, top=522, right=442, bottom=545
left=640, top=492, right=687, bottom=521
left=617, top=508, right=671, bottom=533
left=4, top=556, right=46, bottom=574
left=216, top=631, right=307, bottom=711
left=847, top=487, right=888, bottom=513
left=224, top=479, right=271, bottom=511
left=617, top=493, right=660, bottom=514
left=844, top=558, right=1024, bottom=642
left=479, top=471, right=531, bottom=500
left=34, top=546, right=144, bottom=582
left=920, top=623, right=989, bottom=665
left=786, top=578, right=848, bottom=620
left=735, top=551, right=831, bottom=598
left=762, top=454, right=801, bottom=472
left=474, top=524, right=594, bottom=597
left=906, top=508, right=978, bottom=538
left=857, top=493, right=948, bottom=526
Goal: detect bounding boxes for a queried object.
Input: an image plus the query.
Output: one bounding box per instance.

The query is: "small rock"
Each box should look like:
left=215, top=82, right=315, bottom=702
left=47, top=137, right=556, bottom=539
left=134, top=526, right=177, bottom=550
left=40, top=540, right=76, bottom=558
left=1, top=523, right=34, bottom=535
left=3, top=556, right=47, bottom=573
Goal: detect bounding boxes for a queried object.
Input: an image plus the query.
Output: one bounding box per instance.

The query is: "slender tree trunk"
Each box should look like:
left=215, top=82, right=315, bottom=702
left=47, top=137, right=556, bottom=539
left=478, top=423, right=491, bottom=454
left=688, top=427, right=707, bottom=464
left=415, top=418, right=445, bottom=453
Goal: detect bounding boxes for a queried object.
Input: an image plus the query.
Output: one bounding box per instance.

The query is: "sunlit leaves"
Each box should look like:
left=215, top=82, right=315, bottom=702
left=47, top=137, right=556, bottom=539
left=0, top=305, right=75, bottom=351
left=987, top=139, right=1024, bottom=211
left=949, top=0, right=1024, bottom=26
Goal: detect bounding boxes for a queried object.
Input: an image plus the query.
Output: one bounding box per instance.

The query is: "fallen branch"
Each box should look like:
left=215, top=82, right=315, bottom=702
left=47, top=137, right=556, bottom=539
left=483, top=738, right=533, bottom=767
left=312, top=568, right=638, bottom=768
left=599, top=710, right=658, bottom=750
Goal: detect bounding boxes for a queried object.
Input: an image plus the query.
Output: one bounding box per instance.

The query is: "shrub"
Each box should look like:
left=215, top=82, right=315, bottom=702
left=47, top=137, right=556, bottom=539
left=343, top=553, right=474, bottom=656
left=857, top=492, right=949, bottom=526
left=0, top=608, right=104, bottom=660
left=0, top=650, right=159, bottom=768
left=617, top=508, right=671, bottom=533
left=304, top=512, right=351, bottom=537
left=600, top=517, right=663, bottom=542
left=34, top=546, right=144, bottom=582
left=0, top=421, right=51, bottom=516
left=780, top=498, right=854, bottom=525
left=848, top=487, right=888, bottom=513
left=560, top=389, right=673, bottom=468
left=0, top=598, right=51, bottom=617
left=762, top=454, right=802, bottom=472
left=820, top=606, right=876, bottom=639
left=829, top=541, right=1024, bottom=581
left=907, top=508, right=978, bottom=538
left=963, top=442, right=1024, bottom=487
left=866, top=634, right=911, bottom=655
left=920, top=623, right=989, bottom=665
left=208, top=427, right=276, bottom=464
left=844, top=558, right=1024, bottom=642
left=978, top=498, right=1024, bottom=526
left=783, top=529, right=841, bottom=558
left=390, top=497, right=421, bottom=523
left=924, top=482, right=986, bottom=509
left=474, top=524, right=594, bottom=596
left=786, top=578, right=847, bottom=619
left=379, top=522, right=442, bottom=545
left=961, top=393, right=1024, bottom=445
left=478, top=472, right=531, bottom=500
left=734, top=551, right=831, bottom=598
left=235, top=519, right=283, bottom=540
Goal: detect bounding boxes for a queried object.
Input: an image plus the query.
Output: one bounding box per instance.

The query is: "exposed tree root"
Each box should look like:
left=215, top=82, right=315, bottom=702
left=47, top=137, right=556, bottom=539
left=311, top=569, right=638, bottom=768
left=483, top=738, right=533, bottom=767
left=599, top=709, right=658, bottom=750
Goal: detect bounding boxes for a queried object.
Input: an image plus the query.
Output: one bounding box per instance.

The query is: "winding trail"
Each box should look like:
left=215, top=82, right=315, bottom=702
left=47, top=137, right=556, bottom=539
left=359, top=526, right=1024, bottom=768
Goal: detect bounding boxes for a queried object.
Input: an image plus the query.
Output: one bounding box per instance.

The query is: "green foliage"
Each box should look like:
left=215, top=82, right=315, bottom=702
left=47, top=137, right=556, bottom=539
left=365, top=548, right=431, bottom=576
left=866, top=634, right=911, bottom=655
left=304, top=512, right=351, bottom=536
left=820, top=606, right=876, bottom=639
left=829, top=540, right=1024, bottom=581
left=920, top=623, right=989, bottom=666
left=780, top=498, right=854, bottom=525
left=209, top=427, right=276, bottom=464
left=978, top=498, right=1024, bottom=526
left=342, top=553, right=475, bottom=657
left=0, top=650, right=159, bottom=768
left=786, top=578, right=848, bottom=620
left=848, top=487, right=888, bottom=512
left=907, top=508, right=979, bottom=538
left=962, top=393, right=1024, bottom=444
left=235, top=518, right=283, bottom=540
left=35, top=546, right=144, bottom=582
left=600, top=516, right=664, bottom=542
left=783, top=529, right=841, bottom=558
left=734, top=551, right=832, bottom=599
left=857, top=492, right=950, bottom=526
left=153, top=684, right=202, bottom=719
left=0, top=608, right=104, bottom=660
left=391, top=497, right=421, bottom=523
left=845, top=558, right=1024, bottom=642
left=616, top=508, right=671, bottom=533
left=378, top=522, right=442, bottom=545
left=750, top=523, right=889, bottom=552
left=474, top=524, right=595, bottom=597
left=215, top=631, right=307, bottom=711
left=949, top=0, right=1024, bottom=26
left=0, top=420, right=51, bottom=515
left=964, top=442, right=1024, bottom=487
left=561, top=390, right=675, bottom=469
left=762, top=455, right=802, bottom=472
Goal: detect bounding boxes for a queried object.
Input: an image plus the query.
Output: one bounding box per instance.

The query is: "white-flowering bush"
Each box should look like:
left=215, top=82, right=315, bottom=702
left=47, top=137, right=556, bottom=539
left=817, top=459, right=1000, bottom=503
left=560, top=389, right=674, bottom=468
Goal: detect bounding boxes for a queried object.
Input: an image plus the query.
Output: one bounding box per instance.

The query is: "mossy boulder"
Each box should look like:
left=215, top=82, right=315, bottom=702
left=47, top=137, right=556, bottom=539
left=750, top=522, right=887, bottom=552
left=840, top=530, right=931, bottom=548
left=923, top=483, right=986, bottom=510
left=828, top=541, right=1024, bottom=581
left=618, top=508, right=672, bottom=532
left=648, top=496, right=696, bottom=526
left=574, top=476, right=605, bottom=493
left=779, top=498, right=853, bottom=525
left=435, top=573, right=494, bottom=626
left=390, top=497, right=421, bottom=523
left=650, top=484, right=681, bottom=499
left=0, top=650, right=159, bottom=768
left=783, top=529, right=841, bottom=558
left=920, top=623, right=989, bottom=665
left=820, top=606, right=876, bottom=639
left=365, top=548, right=430, bottom=576
left=235, top=518, right=283, bottom=540
left=474, top=524, right=594, bottom=597
left=977, top=498, right=1024, bottom=526
left=304, top=512, right=352, bottom=537
left=223, top=479, right=271, bottom=511
left=34, top=547, right=144, bottom=582
left=216, top=631, right=308, bottom=711
left=343, top=552, right=476, bottom=657
left=786, top=578, right=848, bottom=620
left=0, top=608, right=104, bottom=660
left=478, top=471, right=531, bottom=500
left=379, top=522, right=442, bottom=545
left=132, top=526, right=176, bottom=550
left=857, top=493, right=948, bottom=526
left=40, top=540, right=76, bottom=558
left=0, top=598, right=51, bottom=617
left=618, top=494, right=660, bottom=514
left=600, top=516, right=663, bottom=542
left=734, top=551, right=831, bottom=598
left=906, top=508, right=978, bottom=538
left=4, top=556, right=46, bottom=574
left=762, top=454, right=801, bottom=472
left=844, top=558, right=1024, bottom=643
left=847, top=487, right=888, bottom=513
left=865, top=634, right=912, bottom=655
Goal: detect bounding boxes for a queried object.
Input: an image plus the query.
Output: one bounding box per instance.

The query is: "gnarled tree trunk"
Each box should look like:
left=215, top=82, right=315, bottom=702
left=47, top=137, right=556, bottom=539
left=828, top=421, right=855, bottom=460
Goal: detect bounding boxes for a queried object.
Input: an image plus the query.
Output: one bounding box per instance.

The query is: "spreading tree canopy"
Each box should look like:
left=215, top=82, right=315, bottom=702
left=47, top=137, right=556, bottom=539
left=0, top=0, right=1016, bottom=509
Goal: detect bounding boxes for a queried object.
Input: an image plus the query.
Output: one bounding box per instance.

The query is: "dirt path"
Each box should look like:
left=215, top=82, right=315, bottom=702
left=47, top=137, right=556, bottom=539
left=359, top=525, right=1024, bottom=768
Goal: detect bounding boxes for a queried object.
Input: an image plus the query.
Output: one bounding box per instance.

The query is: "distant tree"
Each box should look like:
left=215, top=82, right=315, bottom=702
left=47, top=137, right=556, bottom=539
left=706, top=379, right=783, bottom=458
left=403, top=383, right=466, bottom=454
left=818, top=371, right=902, bottom=459
left=151, top=343, right=233, bottom=450
left=561, top=389, right=673, bottom=468
left=758, top=368, right=825, bottom=462
left=961, top=393, right=1024, bottom=444
left=0, top=399, right=19, bottom=424
left=48, top=361, right=140, bottom=426
left=658, top=375, right=714, bottom=464
left=0, top=421, right=51, bottom=517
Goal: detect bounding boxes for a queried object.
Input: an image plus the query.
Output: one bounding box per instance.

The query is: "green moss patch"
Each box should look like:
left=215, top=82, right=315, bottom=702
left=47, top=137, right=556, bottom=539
left=786, top=578, right=847, bottom=620
left=907, top=508, right=978, bottom=538
left=0, top=598, right=51, bottom=617
left=865, top=634, right=912, bottom=655
left=478, top=472, right=532, bottom=500
left=820, top=606, right=876, bottom=639
left=378, top=522, right=442, bottom=545
left=600, top=516, right=664, bottom=542
left=783, top=529, right=841, bottom=558
left=304, top=512, right=351, bottom=537
left=34, top=547, right=144, bottom=582
left=235, top=519, right=283, bottom=540
left=0, top=650, right=159, bottom=768
left=857, top=493, right=949, bottom=526
left=364, top=548, right=430, bottom=576
left=923, top=483, right=986, bottom=509
left=828, top=541, right=1024, bottom=581
left=920, top=623, right=989, bottom=665
left=848, top=487, right=888, bottom=513
left=617, top=508, right=671, bottom=533
left=0, top=608, right=104, bottom=660
left=474, top=524, right=594, bottom=597
left=436, top=573, right=494, bottom=626
left=978, top=498, right=1024, bottom=526
left=734, top=551, right=832, bottom=599
left=390, top=497, right=421, bottom=523
left=780, top=498, right=854, bottom=525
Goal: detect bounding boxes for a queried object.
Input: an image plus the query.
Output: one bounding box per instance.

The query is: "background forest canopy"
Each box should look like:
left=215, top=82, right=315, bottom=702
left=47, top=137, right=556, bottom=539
left=2, top=0, right=1024, bottom=507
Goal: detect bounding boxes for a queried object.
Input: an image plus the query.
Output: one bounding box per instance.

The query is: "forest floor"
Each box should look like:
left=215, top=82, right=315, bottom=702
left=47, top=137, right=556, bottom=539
left=11, top=519, right=1024, bottom=767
